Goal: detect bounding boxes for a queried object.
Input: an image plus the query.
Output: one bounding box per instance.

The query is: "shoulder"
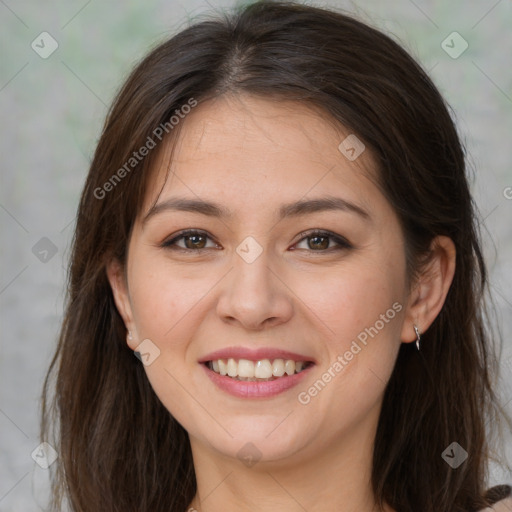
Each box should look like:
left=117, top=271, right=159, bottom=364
left=478, top=497, right=512, bottom=511
left=479, top=485, right=512, bottom=512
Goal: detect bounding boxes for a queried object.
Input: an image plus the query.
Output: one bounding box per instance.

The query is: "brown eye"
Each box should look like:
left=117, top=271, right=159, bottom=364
left=162, top=230, right=219, bottom=251
left=183, top=234, right=207, bottom=249
left=294, top=230, right=352, bottom=252
left=308, top=235, right=330, bottom=250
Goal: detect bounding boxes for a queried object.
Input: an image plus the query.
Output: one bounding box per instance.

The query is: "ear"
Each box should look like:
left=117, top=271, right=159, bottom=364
left=400, top=236, right=456, bottom=344
left=106, top=258, right=138, bottom=350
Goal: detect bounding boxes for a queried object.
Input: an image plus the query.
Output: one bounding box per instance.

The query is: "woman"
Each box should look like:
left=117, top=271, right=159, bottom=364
left=41, top=1, right=512, bottom=510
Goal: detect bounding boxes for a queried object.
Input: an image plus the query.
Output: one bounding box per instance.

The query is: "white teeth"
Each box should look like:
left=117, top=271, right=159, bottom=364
left=272, top=359, right=285, bottom=377
left=218, top=359, right=228, bottom=376
left=255, top=359, right=273, bottom=379
left=208, top=358, right=310, bottom=379
left=284, top=360, right=296, bottom=375
left=238, top=359, right=255, bottom=378
left=227, top=358, right=237, bottom=377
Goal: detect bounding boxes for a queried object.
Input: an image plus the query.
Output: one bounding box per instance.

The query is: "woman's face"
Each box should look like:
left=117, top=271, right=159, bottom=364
left=111, top=94, right=414, bottom=466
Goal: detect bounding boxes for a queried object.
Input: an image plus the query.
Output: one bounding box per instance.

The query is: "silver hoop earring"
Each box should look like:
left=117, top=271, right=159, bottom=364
left=414, top=325, right=421, bottom=351
left=128, top=330, right=133, bottom=341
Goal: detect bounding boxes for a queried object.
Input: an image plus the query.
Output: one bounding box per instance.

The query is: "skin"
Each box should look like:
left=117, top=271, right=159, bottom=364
left=107, top=94, right=456, bottom=512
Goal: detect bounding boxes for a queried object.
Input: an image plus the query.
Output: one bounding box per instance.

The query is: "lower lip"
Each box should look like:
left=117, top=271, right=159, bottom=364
left=201, top=363, right=314, bottom=399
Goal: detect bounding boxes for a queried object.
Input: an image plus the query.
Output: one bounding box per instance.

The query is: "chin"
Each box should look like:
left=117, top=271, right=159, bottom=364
left=198, top=415, right=316, bottom=464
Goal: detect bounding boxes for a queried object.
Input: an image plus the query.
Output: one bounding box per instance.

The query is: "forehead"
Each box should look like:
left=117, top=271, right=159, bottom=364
left=141, top=94, right=381, bottom=218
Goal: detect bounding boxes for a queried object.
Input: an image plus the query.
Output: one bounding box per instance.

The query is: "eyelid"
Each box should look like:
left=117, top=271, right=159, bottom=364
left=161, top=229, right=220, bottom=250
left=293, top=229, right=353, bottom=250
left=161, top=228, right=352, bottom=253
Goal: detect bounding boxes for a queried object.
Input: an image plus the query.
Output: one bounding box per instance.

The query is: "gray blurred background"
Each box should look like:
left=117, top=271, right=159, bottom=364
left=1, top=0, right=511, bottom=509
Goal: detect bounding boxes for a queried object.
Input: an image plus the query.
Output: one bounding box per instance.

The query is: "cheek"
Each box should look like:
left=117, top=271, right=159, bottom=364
left=290, top=258, right=405, bottom=412
left=128, top=258, right=211, bottom=341
left=126, top=260, right=210, bottom=422
left=292, top=260, right=404, bottom=348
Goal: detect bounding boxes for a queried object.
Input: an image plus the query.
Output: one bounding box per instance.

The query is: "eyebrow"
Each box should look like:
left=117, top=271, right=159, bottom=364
left=142, top=195, right=371, bottom=225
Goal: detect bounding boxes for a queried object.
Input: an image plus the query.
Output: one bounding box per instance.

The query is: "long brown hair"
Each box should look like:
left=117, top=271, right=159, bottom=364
left=41, top=1, right=511, bottom=510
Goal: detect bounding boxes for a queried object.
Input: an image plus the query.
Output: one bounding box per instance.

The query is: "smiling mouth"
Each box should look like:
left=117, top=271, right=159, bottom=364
left=204, top=358, right=314, bottom=381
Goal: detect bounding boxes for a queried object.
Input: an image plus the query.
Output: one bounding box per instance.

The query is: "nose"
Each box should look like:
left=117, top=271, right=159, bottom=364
left=216, top=249, right=294, bottom=331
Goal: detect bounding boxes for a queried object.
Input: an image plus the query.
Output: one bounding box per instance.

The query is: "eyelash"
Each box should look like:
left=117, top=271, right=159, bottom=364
left=161, top=229, right=352, bottom=253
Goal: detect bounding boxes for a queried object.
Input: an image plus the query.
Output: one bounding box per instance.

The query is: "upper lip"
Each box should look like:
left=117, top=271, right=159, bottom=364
left=198, top=347, right=316, bottom=364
